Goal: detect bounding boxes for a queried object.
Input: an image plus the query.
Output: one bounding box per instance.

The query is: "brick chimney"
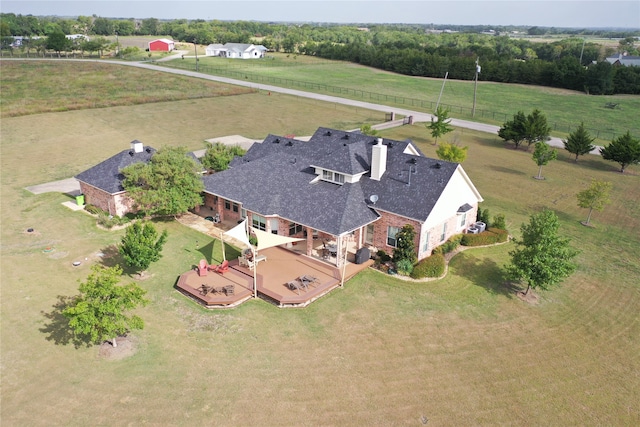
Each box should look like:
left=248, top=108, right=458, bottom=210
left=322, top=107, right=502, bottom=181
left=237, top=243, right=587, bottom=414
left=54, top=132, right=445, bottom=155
left=371, top=137, right=387, bottom=181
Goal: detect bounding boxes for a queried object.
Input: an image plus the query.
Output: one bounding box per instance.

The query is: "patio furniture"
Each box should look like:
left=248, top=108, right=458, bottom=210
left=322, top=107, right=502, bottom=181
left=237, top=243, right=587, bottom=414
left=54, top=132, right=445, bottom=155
left=286, top=281, right=302, bottom=295
left=197, top=259, right=209, bottom=276
left=300, top=275, right=319, bottom=287
left=210, top=259, right=229, bottom=274
left=213, top=286, right=225, bottom=295
left=223, top=284, right=235, bottom=296
left=198, top=284, right=212, bottom=296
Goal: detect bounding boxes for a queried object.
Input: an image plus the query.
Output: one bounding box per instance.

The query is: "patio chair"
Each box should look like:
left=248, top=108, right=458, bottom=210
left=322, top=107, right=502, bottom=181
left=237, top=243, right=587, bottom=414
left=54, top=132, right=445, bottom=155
left=198, top=284, right=212, bottom=296
left=223, top=284, right=235, bottom=296
left=287, top=281, right=301, bottom=295
left=210, top=259, right=229, bottom=274
left=197, top=259, right=209, bottom=276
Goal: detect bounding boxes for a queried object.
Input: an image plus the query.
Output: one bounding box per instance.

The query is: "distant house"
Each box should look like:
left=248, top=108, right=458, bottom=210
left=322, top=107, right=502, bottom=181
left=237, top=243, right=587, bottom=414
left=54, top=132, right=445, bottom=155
left=75, top=140, right=156, bottom=217
left=66, top=34, right=89, bottom=42
left=148, top=38, right=175, bottom=52
left=205, top=43, right=267, bottom=59
left=201, top=127, right=483, bottom=265
left=605, top=53, right=640, bottom=67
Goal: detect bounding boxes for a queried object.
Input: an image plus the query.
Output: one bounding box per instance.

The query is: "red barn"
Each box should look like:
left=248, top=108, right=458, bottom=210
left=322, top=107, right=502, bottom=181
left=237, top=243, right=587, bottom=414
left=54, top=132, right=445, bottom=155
left=148, top=38, right=175, bottom=52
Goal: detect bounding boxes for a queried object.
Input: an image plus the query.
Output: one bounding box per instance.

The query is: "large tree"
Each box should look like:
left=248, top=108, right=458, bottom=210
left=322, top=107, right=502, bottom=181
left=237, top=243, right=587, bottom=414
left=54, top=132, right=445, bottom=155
left=532, top=141, right=557, bottom=180
left=426, top=106, right=453, bottom=145
left=122, top=146, right=204, bottom=216
left=201, top=142, right=246, bottom=173
left=577, top=179, right=612, bottom=226
left=62, top=265, right=148, bottom=348
left=119, top=221, right=168, bottom=271
left=498, top=109, right=551, bottom=150
left=507, top=210, right=579, bottom=297
left=563, top=122, right=596, bottom=162
left=599, top=131, right=640, bottom=173
left=46, top=30, right=70, bottom=57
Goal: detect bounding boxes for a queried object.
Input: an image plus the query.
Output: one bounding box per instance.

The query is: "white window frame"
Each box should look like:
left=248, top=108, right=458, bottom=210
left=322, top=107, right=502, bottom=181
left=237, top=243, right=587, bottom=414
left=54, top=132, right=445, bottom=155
left=387, top=226, right=400, bottom=247
left=440, top=222, right=447, bottom=242
left=252, top=214, right=266, bottom=231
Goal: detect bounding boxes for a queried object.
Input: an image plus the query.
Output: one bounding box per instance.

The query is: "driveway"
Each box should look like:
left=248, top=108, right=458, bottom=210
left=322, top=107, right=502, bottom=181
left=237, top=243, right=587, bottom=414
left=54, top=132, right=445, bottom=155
left=25, top=177, right=80, bottom=195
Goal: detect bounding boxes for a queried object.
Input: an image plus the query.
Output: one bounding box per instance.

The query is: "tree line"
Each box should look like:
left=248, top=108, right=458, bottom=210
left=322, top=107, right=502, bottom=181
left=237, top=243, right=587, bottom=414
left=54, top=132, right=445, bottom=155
left=2, top=13, right=640, bottom=94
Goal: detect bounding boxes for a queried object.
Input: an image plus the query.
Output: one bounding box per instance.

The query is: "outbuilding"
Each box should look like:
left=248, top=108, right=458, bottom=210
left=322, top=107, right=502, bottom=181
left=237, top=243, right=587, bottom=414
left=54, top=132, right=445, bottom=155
left=148, top=38, right=175, bottom=52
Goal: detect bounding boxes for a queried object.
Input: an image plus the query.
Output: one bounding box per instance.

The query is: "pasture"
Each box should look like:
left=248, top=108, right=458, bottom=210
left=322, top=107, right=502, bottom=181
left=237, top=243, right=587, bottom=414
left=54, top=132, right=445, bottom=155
left=166, top=52, right=640, bottom=143
left=0, top=60, right=638, bottom=426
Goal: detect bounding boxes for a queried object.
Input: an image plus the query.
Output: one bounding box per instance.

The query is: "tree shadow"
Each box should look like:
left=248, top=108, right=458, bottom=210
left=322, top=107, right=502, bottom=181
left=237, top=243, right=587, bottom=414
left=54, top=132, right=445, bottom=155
left=39, top=295, right=93, bottom=348
left=449, top=252, right=518, bottom=298
left=97, top=244, right=139, bottom=276
left=489, top=165, right=527, bottom=176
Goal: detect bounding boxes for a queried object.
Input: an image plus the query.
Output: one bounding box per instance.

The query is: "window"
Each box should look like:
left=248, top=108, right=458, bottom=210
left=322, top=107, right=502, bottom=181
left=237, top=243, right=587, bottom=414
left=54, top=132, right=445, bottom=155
left=289, top=222, right=303, bottom=236
left=387, top=226, right=400, bottom=247
left=422, top=231, right=430, bottom=253
left=322, top=170, right=345, bottom=184
left=224, top=200, right=231, bottom=210
left=252, top=214, right=266, bottom=231
left=241, top=208, right=247, bottom=219
left=232, top=203, right=239, bottom=213
left=459, top=212, right=467, bottom=229
left=365, top=224, right=374, bottom=245
left=440, top=223, right=447, bottom=242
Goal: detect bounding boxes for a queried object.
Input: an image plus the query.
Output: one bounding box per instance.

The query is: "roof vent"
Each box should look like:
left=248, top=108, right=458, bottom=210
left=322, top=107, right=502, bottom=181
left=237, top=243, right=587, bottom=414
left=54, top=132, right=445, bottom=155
left=410, top=158, right=417, bottom=164
left=145, top=147, right=152, bottom=153
left=434, top=162, right=441, bottom=169
left=286, top=141, right=293, bottom=147
left=274, top=138, right=280, bottom=143
left=369, top=195, right=379, bottom=204
left=326, top=131, right=332, bottom=136
left=128, top=150, right=134, bottom=156
left=388, top=142, right=394, bottom=148
left=343, top=134, right=350, bottom=140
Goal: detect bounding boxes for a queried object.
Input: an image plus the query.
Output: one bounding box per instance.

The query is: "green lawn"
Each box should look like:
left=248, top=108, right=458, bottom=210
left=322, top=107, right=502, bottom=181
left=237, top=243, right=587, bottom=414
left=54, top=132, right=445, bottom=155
left=1, top=60, right=639, bottom=426
left=163, top=52, right=640, bottom=143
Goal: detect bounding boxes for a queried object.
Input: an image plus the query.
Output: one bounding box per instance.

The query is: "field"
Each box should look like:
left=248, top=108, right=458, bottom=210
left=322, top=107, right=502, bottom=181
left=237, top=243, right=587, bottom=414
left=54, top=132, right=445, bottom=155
left=1, top=60, right=639, bottom=426
left=164, top=52, right=640, bottom=143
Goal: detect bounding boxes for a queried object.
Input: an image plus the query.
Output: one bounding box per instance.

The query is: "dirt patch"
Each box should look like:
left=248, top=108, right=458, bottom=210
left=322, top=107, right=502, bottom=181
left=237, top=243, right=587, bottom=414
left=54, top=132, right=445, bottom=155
left=98, top=335, right=138, bottom=361
left=516, top=290, right=540, bottom=305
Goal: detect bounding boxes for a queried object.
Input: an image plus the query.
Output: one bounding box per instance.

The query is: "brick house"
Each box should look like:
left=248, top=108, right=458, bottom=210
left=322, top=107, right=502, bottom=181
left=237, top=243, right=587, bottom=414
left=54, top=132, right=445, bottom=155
left=202, top=127, right=483, bottom=265
left=75, top=140, right=156, bottom=217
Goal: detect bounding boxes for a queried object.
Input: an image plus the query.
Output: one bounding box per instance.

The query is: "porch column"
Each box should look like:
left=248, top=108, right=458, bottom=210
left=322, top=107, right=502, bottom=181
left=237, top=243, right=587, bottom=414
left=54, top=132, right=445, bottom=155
left=305, top=227, right=313, bottom=257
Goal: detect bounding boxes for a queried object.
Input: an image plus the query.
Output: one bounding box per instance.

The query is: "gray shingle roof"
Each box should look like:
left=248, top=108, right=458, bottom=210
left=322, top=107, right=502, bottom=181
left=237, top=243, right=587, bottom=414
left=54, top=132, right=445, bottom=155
left=203, top=127, right=459, bottom=235
left=75, top=144, right=156, bottom=194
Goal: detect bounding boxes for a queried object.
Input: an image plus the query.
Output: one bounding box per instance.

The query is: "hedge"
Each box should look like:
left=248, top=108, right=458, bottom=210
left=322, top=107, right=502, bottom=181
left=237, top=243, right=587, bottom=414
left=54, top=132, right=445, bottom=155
left=410, top=253, right=445, bottom=279
left=461, top=228, right=509, bottom=246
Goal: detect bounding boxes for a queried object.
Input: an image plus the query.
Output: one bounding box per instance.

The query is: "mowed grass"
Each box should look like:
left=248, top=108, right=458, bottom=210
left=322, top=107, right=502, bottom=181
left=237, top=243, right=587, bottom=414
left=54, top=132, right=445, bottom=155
left=0, top=60, right=255, bottom=117
left=1, top=61, right=639, bottom=425
left=169, top=52, right=640, bottom=141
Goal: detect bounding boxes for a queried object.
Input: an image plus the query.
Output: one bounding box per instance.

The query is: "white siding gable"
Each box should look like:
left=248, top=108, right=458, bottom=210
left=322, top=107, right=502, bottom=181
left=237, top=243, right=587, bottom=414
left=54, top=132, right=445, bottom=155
left=423, top=165, right=483, bottom=229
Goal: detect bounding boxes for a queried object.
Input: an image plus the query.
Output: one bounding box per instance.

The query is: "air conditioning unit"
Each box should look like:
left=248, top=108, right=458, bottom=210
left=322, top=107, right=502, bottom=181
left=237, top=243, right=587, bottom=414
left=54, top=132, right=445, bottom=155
left=475, top=221, right=486, bottom=233
left=467, top=226, right=479, bottom=234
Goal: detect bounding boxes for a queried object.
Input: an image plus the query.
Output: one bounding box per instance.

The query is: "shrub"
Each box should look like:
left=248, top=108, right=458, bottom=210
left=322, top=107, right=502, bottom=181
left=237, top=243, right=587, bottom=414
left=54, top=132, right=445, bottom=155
left=376, top=249, right=391, bottom=263
left=477, top=207, right=491, bottom=224
left=84, top=204, right=101, bottom=215
left=432, top=234, right=463, bottom=255
left=96, top=211, right=130, bottom=229
left=411, top=254, right=445, bottom=279
left=396, top=258, right=414, bottom=275
left=492, top=213, right=507, bottom=230
left=461, top=228, right=509, bottom=246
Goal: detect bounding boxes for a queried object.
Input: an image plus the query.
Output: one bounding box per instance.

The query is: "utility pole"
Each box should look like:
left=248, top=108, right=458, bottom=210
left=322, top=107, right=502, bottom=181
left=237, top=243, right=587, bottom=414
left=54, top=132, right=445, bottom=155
left=194, top=39, right=199, bottom=71
left=472, top=58, right=480, bottom=118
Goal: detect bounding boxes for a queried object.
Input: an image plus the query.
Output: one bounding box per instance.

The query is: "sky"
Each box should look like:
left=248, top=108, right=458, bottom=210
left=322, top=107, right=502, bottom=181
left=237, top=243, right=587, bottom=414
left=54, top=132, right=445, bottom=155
left=1, top=0, right=639, bottom=28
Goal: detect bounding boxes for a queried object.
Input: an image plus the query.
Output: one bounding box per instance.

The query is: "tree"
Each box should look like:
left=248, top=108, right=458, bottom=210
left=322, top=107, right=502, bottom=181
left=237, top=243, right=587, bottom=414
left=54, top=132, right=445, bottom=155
left=498, top=110, right=528, bottom=149
left=498, top=109, right=551, bottom=150
left=119, top=221, right=168, bottom=271
left=599, top=131, right=640, bottom=173
left=46, top=30, right=70, bottom=57
left=507, top=210, right=579, bottom=297
left=436, top=141, right=468, bottom=163
left=122, top=146, right=204, bottom=216
left=62, top=265, right=148, bottom=348
left=392, top=224, right=417, bottom=264
left=577, top=179, right=612, bottom=226
left=201, top=142, right=246, bottom=172
left=359, top=124, right=379, bottom=137
left=532, top=141, right=557, bottom=179
left=523, top=109, right=552, bottom=150
left=563, top=122, right=596, bottom=162
left=426, top=106, right=453, bottom=145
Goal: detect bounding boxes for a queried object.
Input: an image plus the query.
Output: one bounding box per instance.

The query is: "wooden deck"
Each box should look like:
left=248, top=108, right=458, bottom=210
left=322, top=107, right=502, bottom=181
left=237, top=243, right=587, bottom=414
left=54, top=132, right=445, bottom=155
left=176, top=246, right=373, bottom=308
